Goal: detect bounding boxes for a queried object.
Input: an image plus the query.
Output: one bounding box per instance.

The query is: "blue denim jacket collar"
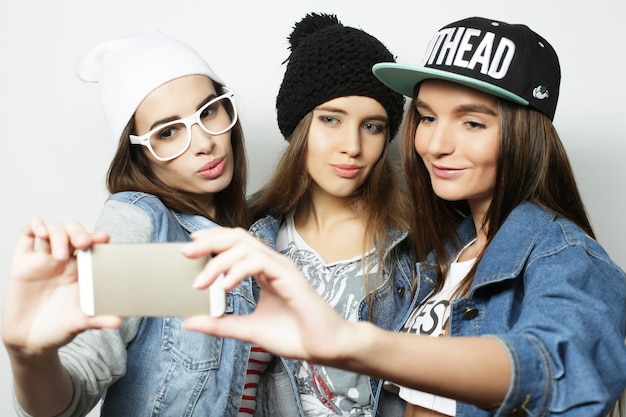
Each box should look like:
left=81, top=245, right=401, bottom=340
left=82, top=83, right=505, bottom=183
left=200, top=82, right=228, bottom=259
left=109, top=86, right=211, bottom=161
left=420, top=201, right=556, bottom=295
left=173, top=210, right=219, bottom=233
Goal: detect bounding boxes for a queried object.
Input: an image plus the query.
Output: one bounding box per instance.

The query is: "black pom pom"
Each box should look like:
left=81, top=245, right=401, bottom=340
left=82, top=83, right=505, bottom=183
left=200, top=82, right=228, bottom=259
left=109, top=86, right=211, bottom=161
left=288, top=13, right=341, bottom=51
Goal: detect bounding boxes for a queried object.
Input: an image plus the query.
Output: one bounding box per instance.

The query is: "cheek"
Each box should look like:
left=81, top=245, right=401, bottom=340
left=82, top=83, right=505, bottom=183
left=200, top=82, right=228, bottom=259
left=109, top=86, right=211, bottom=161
left=364, top=138, right=386, bottom=161
left=150, top=163, right=177, bottom=187
left=473, top=139, right=499, bottom=168
left=216, top=133, right=234, bottom=155
left=145, top=152, right=166, bottom=174
left=306, top=132, right=325, bottom=156
left=304, top=136, right=323, bottom=168
left=304, top=150, right=317, bottom=176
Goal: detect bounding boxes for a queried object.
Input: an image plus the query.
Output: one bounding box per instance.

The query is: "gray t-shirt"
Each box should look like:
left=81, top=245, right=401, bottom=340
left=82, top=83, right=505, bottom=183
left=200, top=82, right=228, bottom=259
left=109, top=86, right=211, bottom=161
left=276, top=213, right=378, bottom=417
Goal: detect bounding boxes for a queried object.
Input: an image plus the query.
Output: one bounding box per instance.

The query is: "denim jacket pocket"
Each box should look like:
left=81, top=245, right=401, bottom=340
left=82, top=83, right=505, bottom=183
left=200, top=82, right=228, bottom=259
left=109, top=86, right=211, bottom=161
left=161, top=316, right=222, bottom=371
left=161, top=293, right=236, bottom=372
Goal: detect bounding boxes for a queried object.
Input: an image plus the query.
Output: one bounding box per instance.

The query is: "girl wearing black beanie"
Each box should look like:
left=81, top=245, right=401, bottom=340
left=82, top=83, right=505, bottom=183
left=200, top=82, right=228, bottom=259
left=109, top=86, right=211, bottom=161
left=248, top=12, right=413, bottom=417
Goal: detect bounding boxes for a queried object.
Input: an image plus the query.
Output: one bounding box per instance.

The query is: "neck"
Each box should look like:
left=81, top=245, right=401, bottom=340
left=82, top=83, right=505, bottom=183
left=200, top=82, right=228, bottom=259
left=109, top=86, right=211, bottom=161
left=295, top=191, right=359, bottom=233
left=458, top=207, right=489, bottom=262
left=293, top=191, right=370, bottom=263
left=189, top=193, right=217, bottom=219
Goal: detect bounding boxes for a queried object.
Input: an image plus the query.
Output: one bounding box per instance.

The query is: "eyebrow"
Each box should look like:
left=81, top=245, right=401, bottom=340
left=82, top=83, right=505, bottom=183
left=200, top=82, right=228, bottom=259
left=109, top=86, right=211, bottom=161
left=148, top=92, right=219, bottom=131
left=314, top=105, right=389, bottom=123
left=415, top=98, right=497, bottom=116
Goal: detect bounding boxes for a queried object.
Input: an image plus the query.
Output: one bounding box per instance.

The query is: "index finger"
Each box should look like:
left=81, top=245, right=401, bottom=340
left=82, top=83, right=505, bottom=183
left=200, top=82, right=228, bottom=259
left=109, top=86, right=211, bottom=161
left=14, top=218, right=51, bottom=255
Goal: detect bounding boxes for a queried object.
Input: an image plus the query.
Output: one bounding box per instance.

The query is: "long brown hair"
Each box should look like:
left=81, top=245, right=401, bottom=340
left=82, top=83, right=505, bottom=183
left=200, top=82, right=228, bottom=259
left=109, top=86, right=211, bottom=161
left=250, top=110, right=413, bottom=318
left=251, top=111, right=411, bottom=246
left=403, top=88, right=595, bottom=295
left=106, top=82, right=249, bottom=228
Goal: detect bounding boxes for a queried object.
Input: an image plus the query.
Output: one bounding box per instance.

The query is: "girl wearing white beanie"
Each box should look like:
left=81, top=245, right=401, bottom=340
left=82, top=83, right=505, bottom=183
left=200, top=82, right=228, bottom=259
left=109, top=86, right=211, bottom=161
left=3, top=26, right=260, bottom=416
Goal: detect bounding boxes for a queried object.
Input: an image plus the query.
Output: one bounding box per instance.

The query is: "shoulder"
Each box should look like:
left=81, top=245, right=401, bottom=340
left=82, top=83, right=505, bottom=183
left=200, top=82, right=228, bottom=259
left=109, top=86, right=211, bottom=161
left=104, top=192, right=176, bottom=221
left=95, top=192, right=169, bottom=243
left=94, top=201, right=152, bottom=243
left=533, top=213, right=623, bottom=277
left=515, top=203, right=615, bottom=265
left=107, top=191, right=167, bottom=210
left=494, top=202, right=588, bottom=252
left=249, top=214, right=283, bottom=236
left=487, top=202, right=623, bottom=279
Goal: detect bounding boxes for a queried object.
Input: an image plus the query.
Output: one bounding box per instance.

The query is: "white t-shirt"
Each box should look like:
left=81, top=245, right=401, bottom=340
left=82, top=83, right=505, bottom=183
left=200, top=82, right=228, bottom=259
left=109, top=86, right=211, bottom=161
left=385, top=240, right=476, bottom=416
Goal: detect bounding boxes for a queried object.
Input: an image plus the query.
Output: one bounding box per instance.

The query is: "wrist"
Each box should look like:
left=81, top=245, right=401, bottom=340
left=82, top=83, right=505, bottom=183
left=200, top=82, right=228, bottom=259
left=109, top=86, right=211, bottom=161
left=326, top=321, right=381, bottom=372
left=7, top=346, right=62, bottom=374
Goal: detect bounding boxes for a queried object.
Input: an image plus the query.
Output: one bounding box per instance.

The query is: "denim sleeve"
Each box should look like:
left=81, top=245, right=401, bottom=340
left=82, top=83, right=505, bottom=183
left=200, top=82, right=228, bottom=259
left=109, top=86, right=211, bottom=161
left=491, top=243, right=626, bottom=416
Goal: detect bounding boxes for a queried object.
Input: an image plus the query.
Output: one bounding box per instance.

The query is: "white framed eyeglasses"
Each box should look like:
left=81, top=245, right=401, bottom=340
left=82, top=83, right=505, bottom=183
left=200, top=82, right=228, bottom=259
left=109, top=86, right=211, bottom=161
left=129, top=90, right=238, bottom=161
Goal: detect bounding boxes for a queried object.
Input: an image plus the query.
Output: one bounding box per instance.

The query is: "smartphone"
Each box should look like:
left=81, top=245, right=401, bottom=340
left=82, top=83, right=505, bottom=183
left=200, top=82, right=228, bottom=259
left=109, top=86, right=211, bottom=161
left=77, top=242, right=225, bottom=317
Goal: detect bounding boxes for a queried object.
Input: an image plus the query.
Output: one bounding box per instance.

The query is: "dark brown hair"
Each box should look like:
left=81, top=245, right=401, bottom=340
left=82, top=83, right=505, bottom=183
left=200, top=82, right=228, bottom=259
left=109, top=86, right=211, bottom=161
left=106, top=82, right=249, bottom=228
left=403, top=87, right=594, bottom=295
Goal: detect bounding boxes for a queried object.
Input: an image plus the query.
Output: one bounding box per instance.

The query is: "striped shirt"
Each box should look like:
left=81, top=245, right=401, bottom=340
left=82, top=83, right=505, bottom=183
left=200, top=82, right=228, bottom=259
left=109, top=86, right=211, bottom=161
left=238, top=346, right=272, bottom=415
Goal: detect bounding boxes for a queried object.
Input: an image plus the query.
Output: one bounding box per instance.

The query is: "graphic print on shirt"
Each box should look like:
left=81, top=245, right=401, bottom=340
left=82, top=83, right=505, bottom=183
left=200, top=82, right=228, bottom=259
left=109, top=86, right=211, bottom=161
left=386, top=255, right=474, bottom=416
left=401, top=248, right=475, bottom=339
left=281, top=239, right=377, bottom=416
left=283, top=244, right=372, bottom=320
left=402, top=299, right=450, bottom=336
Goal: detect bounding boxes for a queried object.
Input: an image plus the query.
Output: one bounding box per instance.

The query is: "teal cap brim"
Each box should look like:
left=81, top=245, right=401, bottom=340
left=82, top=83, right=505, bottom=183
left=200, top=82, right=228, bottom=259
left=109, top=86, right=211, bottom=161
left=372, top=62, right=529, bottom=106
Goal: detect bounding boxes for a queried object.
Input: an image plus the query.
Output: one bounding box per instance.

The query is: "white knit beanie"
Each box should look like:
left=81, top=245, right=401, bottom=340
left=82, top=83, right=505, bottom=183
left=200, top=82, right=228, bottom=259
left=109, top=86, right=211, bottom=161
left=76, top=26, right=224, bottom=144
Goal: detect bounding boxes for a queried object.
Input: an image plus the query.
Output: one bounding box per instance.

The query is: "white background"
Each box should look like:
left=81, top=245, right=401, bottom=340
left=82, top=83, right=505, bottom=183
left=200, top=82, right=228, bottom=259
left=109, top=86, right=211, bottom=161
left=1, top=1, right=624, bottom=414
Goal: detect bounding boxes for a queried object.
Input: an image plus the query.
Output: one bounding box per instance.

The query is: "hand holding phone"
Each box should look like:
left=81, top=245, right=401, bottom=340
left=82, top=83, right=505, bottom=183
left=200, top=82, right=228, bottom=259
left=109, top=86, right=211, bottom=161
left=77, top=242, right=225, bottom=317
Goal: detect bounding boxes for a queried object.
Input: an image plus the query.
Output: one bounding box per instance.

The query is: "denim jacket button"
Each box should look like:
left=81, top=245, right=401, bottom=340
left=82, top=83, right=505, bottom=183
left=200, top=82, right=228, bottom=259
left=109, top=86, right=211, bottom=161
left=462, top=307, right=478, bottom=320
left=397, top=287, right=405, bottom=298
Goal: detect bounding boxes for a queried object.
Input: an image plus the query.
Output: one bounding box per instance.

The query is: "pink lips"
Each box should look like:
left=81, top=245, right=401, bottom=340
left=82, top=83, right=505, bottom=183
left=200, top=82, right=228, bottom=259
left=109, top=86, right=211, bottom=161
left=431, top=163, right=464, bottom=179
left=331, top=164, right=361, bottom=179
left=198, top=157, right=226, bottom=180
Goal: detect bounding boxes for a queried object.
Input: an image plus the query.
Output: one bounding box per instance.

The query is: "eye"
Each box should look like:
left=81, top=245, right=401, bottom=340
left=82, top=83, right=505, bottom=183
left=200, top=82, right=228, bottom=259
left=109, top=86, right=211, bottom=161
left=418, top=114, right=435, bottom=125
left=362, top=122, right=385, bottom=134
left=159, top=128, right=173, bottom=139
left=415, top=108, right=435, bottom=125
left=155, top=122, right=184, bottom=141
left=465, top=120, right=486, bottom=130
left=200, top=101, right=219, bottom=120
left=319, top=115, right=339, bottom=125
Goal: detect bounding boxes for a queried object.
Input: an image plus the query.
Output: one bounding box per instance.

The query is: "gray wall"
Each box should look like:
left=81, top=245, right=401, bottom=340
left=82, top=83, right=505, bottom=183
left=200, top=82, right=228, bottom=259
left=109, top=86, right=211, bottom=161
left=1, top=0, right=624, bottom=414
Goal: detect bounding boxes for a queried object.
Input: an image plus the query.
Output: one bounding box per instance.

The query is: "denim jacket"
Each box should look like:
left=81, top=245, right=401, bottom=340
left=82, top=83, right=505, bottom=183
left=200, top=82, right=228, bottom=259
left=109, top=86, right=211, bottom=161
left=249, top=214, right=419, bottom=417
left=415, top=202, right=626, bottom=417
left=57, top=192, right=256, bottom=417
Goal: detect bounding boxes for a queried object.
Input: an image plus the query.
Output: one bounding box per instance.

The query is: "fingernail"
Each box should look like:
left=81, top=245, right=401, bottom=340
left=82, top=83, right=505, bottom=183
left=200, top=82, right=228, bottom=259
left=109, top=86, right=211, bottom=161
left=192, top=274, right=205, bottom=289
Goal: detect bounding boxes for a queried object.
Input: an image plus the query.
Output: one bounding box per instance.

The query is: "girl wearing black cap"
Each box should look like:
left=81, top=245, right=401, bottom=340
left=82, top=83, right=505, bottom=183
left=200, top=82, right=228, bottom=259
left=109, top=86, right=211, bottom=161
left=184, top=16, right=626, bottom=417
left=244, top=12, right=414, bottom=416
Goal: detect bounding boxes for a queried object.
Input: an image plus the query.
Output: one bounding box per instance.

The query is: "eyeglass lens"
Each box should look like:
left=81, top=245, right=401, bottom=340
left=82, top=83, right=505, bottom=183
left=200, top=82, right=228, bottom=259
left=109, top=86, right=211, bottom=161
left=149, top=95, right=235, bottom=160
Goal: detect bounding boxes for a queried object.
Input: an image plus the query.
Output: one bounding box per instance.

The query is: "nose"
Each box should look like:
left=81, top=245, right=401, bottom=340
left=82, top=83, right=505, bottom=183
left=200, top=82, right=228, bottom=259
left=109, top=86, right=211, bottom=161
left=342, top=126, right=362, bottom=157
left=417, top=121, right=454, bottom=156
left=190, top=122, right=215, bottom=154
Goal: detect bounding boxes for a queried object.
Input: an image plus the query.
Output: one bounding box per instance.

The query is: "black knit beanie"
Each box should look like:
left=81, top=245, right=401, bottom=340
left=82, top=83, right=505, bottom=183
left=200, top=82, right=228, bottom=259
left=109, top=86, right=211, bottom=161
left=276, top=13, right=405, bottom=141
